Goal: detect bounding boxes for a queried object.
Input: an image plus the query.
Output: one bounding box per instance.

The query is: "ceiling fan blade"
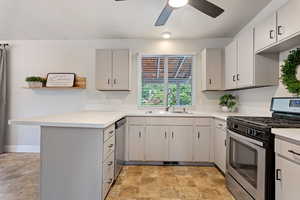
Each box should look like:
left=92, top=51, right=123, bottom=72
left=189, top=0, right=224, bottom=18
left=155, top=4, right=174, bottom=26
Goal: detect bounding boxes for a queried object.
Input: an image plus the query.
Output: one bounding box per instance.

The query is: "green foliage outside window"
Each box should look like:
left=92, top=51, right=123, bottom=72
left=141, top=83, right=192, bottom=106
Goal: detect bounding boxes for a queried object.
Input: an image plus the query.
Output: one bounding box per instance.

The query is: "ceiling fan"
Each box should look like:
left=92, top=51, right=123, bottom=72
left=114, top=0, right=224, bottom=26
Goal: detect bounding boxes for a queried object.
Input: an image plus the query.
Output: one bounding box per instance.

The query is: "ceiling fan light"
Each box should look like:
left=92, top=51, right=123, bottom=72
left=168, top=0, right=188, bottom=8
left=161, top=32, right=171, bottom=39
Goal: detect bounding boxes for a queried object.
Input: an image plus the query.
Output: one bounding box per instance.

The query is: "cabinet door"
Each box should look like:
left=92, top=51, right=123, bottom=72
left=225, top=41, right=237, bottom=90
left=169, top=126, right=193, bottom=162
left=276, top=156, right=300, bottom=200
left=128, top=126, right=145, bottom=161
left=202, top=49, right=223, bottom=91
left=214, top=127, right=227, bottom=173
left=254, top=14, right=277, bottom=52
left=237, top=29, right=254, bottom=88
left=145, top=126, right=169, bottom=161
left=193, top=126, right=211, bottom=162
left=95, top=49, right=112, bottom=90
left=112, top=49, right=130, bottom=90
left=277, top=0, right=300, bottom=42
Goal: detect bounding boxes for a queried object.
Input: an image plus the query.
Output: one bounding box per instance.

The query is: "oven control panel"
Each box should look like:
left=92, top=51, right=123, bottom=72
left=227, top=119, right=270, bottom=142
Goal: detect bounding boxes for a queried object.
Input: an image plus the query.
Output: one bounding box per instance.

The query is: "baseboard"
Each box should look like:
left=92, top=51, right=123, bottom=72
left=4, top=145, right=40, bottom=153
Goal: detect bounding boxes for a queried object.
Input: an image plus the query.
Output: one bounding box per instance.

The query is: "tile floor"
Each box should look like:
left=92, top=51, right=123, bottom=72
left=0, top=153, right=234, bottom=200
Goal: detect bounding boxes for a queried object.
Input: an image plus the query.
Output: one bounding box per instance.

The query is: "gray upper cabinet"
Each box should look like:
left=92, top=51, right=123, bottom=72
left=201, top=48, right=223, bottom=91
left=254, top=0, right=300, bottom=53
left=254, top=13, right=277, bottom=52
left=277, top=0, right=300, bottom=42
left=225, top=40, right=237, bottom=90
left=225, top=29, right=278, bottom=90
left=95, top=49, right=130, bottom=91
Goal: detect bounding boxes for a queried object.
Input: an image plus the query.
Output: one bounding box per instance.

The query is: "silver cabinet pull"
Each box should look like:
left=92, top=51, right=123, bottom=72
left=288, top=150, right=300, bottom=156
left=172, top=132, right=174, bottom=139
left=108, top=144, right=114, bottom=148
left=114, top=79, right=117, bottom=84
left=107, top=79, right=110, bottom=85
left=232, top=75, right=235, bottom=82
left=276, top=169, right=282, bottom=181
left=197, top=132, right=200, bottom=139
left=105, top=178, right=113, bottom=184
left=139, top=131, right=141, bottom=138
left=269, top=30, right=275, bottom=39
left=107, top=161, right=113, bottom=166
left=209, top=78, right=212, bottom=85
left=109, top=130, right=114, bottom=135
left=164, top=132, right=167, bottom=139
left=237, top=74, right=240, bottom=81
left=278, top=26, right=284, bottom=35
left=224, top=139, right=227, bottom=147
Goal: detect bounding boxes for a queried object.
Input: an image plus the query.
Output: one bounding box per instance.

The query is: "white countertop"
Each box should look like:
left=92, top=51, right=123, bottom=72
left=272, top=128, right=300, bottom=143
left=9, top=110, right=269, bottom=129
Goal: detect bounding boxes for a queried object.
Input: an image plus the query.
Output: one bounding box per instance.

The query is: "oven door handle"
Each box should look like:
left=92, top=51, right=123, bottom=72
left=227, top=129, right=264, bottom=148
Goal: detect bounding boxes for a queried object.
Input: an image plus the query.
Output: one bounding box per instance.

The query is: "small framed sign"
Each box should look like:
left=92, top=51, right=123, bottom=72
left=46, top=73, right=76, bottom=87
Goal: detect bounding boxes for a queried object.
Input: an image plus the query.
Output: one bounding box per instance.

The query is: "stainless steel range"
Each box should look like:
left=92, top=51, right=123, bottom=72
left=226, top=97, right=300, bottom=200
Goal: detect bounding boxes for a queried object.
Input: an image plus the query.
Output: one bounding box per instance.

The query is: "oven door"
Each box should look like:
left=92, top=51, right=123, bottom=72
left=227, top=130, right=266, bottom=200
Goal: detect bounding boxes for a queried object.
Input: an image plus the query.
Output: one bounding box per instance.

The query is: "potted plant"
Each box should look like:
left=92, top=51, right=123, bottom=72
left=219, top=94, right=237, bottom=112
left=25, top=76, right=44, bottom=88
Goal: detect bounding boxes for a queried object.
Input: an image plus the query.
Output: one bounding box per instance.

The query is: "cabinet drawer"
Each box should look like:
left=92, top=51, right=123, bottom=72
left=215, top=119, right=226, bottom=131
left=127, top=117, right=147, bottom=125
left=276, top=139, right=300, bottom=164
left=148, top=117, right=193, bottom=125
left=104, top=125, right=115, bottom=142
left=103, top=134, right=115, bottom=160
left=103, top=152, right=114, bottom=181
left=194, top=118, right=211, bottom=126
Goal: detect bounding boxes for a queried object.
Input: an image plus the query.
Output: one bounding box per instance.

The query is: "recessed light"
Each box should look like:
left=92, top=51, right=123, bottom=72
left=161, top=32, right=171, bottom=39
left=168, top=0, right=188, bottom=8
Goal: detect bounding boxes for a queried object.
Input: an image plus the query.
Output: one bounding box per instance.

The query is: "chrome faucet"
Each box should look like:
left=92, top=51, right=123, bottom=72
left=165, top=88, right=174, bottom=112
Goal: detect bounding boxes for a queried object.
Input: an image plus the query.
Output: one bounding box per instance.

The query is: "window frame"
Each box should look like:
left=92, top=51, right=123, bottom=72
left=137, top=53, right=196, bottom=108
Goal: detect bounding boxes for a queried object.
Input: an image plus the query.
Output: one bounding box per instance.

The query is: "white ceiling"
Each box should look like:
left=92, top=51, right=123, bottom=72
left=0, top=0, right=271, bottom=40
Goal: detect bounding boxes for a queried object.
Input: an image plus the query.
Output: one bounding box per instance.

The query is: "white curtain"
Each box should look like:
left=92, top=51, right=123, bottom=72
left=0, top=45, right=7, bottom=153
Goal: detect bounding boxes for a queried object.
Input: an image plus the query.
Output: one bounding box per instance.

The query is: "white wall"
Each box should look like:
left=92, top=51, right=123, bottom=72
left=4, top=39, right=230, bottom=149
left=231, top=0, right=294, bottom=115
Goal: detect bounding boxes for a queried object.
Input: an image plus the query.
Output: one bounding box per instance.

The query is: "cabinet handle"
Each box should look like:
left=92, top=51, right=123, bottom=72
left=232, top=75, right=235, bottom=82
left=197, top=132, right=200, bottom=139
left=276, top=169, right=281, bottom=181
left=224, top=139, right=227, bottom=147
left=108, top=144, right=114, bottom=148
left=139, top=131, right=141, bottom=138
left=114, top=79, right=117, bottom=84
left=109, top=130, right=114, bottom=135
left=165, top=132, right=167, bottom=139
left=269, top=30, right=275, bottom=39
left=237, top=74, right=240, bottom=81
left=278, top=26, right=284, bottom=35
left=209, top=79, right=212, bottom=85
left=172, top=132, right=174, bottom=139
left=107, top=161, right=113, bottom=166
left=106, top=178, right=113, bottom=184
left=288, top=150, right=300, bottom=156
left=107, top=79, right=110, bottom=85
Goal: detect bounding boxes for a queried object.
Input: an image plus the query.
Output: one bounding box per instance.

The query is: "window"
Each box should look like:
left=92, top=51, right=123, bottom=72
left=140, top=55, right=193, bottom=106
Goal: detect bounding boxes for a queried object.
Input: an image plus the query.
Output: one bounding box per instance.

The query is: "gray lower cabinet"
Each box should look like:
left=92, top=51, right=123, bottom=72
left=128, top=125, right=146, bottom=161
left=145, top=126, right=168, bottom=161
left=275, top=138, right=300, bottom=200
left=214, top=119, right=227, bottom=173
left=40, top=124, right=115, bottom=200
left=193, top=126, right=211, bottom=162
left=168, top=126, right=193, bottom=162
